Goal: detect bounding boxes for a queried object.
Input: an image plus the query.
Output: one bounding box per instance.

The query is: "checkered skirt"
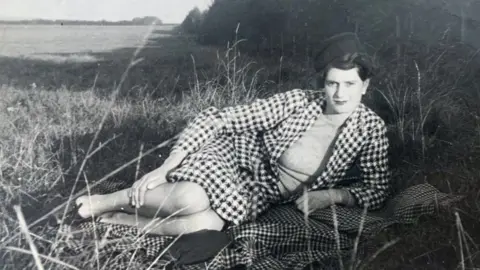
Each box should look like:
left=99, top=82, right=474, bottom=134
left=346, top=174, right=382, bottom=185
left=167, top=134, right=285, bottom=225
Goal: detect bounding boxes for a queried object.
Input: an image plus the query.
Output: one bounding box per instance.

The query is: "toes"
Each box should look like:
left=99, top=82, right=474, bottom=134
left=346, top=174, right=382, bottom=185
left=75, top=196, right=89, bottom=208
left=75, top=196, right=84, bottom=207
left=77, top=206, right=89, bottom=219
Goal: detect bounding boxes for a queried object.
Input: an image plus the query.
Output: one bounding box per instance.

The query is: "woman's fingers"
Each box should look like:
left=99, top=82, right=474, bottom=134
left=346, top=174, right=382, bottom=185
left=138, top=180, right=150, bottom=207
left=131, top=180, right=139, bottom=206
left=295, top=195, right=314, bottom=215
left=130, top=167, right=167, bottom=208
left=295, top=195, right=304, bottom=205
left=297, top=203, right=308, bottom=215
left=138, top=173, right=162, bottom=207
left=295, top=198, right=305, bottom=213
left=129, top=182, right=137, bottom=206
left=129, top=180, right=140, bottom=198
left=133, top=176, right=148, bottom=207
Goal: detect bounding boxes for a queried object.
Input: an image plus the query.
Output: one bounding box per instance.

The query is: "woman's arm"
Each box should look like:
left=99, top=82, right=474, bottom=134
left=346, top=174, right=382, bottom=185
left=340, top=121, right=392, bottom=210
left=329, top=189, right=356, bottom=207
left=171, top=89, right=306, bottom=155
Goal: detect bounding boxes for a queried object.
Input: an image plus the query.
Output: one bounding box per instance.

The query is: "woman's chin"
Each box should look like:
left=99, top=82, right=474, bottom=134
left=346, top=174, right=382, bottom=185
left=329, top=105, right=353, bottom=114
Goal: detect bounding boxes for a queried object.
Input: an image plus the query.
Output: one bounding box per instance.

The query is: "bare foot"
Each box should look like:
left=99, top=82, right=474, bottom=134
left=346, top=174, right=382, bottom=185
left=75, top=194, right=110, bottom=218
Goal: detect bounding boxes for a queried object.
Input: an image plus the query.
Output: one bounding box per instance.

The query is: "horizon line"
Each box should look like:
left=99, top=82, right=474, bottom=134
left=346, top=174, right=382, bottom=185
left=0, top=16, right=182, bottom=24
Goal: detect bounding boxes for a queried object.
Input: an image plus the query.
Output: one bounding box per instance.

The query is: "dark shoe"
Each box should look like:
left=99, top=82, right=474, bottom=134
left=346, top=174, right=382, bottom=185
left=166, top=229, right=232, bottom=265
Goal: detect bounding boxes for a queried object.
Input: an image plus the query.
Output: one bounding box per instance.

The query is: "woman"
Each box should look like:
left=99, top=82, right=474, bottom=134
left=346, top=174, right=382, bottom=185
left=74, top=32, right=391, bottom=236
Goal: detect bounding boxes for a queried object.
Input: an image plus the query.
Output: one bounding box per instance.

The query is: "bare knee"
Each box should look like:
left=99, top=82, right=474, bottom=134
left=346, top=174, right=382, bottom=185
left=173, top=182, right=210, bottom=214
left=183, top=209, right=225, bottom=233
left=200, top=209, right=225, bottom=231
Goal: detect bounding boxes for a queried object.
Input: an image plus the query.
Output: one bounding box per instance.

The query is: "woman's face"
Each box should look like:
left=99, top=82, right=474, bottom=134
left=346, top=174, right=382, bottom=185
left=323, top=67, right=370, bottom=114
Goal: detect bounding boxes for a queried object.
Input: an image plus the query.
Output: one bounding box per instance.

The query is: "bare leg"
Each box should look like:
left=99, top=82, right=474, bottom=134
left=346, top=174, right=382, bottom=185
left=98, top=209, right=225, bottom=236
left=75, top=182, right=210, bottom=219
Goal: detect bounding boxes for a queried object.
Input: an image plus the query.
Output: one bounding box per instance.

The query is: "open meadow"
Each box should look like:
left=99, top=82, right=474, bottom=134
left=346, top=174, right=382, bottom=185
left=0, top=20, right=480, bottom=269
left=0, top=23, right=283, bottom=269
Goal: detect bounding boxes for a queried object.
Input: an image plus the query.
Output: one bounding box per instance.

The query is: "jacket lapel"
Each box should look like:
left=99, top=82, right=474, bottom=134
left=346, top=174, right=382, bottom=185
left=269, top=91, right=324, bottom=173
left=309, top=104, right=368, bottom=190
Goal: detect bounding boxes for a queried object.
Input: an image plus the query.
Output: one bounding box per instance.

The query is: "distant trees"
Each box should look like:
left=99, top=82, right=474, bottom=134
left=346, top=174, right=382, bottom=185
left=180, top=7, right=204, bottom=34
left=179, top=0, right=473, bottom=58
left=180, top=0, right=358, bottom=56
left=131, top=16, right=163, bottom=25
left=0, top=16, right=163, bottom=26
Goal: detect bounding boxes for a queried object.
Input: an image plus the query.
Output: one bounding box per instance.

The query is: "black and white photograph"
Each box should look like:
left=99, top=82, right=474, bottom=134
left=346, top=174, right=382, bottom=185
left=0, top=0, right=478, bottom=269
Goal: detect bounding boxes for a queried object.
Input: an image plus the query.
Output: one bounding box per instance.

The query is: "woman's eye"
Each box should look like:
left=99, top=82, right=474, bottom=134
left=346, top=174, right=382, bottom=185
left=346, top=82, right=354, bottom=86
left=326, top=82, right=335, bottom=87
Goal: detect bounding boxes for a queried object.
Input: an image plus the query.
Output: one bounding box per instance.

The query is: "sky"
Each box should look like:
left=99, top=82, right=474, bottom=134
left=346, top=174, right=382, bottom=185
left=0, top=0, right=213, bottom=23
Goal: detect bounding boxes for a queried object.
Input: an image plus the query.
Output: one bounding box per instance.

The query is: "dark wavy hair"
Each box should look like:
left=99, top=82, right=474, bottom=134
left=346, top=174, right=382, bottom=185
left=312, top=32, right=376, bottom=88
left=313, top=53, right=374, bottom=88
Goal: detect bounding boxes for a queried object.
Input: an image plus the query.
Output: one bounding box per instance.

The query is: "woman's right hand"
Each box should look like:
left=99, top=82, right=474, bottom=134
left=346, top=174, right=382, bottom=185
left=128, top=150, right=188, bottom=208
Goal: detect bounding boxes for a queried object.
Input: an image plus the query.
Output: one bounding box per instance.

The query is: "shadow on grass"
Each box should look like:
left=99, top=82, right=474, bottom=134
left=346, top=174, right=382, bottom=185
left=21, top=114, right=186, bottom=224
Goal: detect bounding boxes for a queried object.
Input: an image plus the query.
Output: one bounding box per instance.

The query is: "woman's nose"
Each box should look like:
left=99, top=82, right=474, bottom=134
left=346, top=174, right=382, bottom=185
left=334, top=85, right=347, bottom=99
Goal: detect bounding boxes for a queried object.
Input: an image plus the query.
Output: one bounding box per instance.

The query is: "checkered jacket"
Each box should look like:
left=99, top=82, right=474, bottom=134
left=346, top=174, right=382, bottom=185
left=171, top=89, right=392, bottom=210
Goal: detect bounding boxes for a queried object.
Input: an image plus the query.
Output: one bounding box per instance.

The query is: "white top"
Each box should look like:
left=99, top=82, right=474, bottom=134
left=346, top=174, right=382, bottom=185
left=276, top=112, right=347, bottom=197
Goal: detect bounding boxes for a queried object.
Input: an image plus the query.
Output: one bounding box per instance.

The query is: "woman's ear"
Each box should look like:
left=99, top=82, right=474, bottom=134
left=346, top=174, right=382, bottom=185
left=362, top=79, right=370, bottom=94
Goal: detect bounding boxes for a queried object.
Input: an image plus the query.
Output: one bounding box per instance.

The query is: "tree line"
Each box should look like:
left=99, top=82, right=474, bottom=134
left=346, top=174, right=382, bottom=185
left=180, top=0, right=477, bottom=60
left=0, top=16, right=163, bottom=26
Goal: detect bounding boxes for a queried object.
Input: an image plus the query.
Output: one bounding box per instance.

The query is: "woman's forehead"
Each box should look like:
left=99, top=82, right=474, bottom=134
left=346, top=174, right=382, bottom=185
left=325, top=67, right=362, bottom=82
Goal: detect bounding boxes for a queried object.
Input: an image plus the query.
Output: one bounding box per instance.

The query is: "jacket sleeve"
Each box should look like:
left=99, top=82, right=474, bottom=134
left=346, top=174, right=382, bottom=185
left=170, top=89, right=305, bottom=155
left=343, top=121, right=392, bottom=210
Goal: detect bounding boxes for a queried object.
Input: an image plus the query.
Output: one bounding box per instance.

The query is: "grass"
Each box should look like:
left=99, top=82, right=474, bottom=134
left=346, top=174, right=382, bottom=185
left=0, top=26, right=273, bottom=269
left=0, top=22, right=480, bottom=269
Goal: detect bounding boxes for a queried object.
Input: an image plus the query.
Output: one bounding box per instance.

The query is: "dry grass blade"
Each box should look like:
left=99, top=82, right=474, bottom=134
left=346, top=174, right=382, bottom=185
left=82, top=172, right=101, bottom=270
left=12, top=205, right=45, bottom=270
left=126, top=143, right=146, bottom=269
left=358, top=238, right=400, bottom=270
left=413, top=60, right=425, bottom=162
left=455, top=212, right=466, bottom=270
left=0, top=135, right=178, bottom=249
left=205, top=243, right=231, bottom=269
left=302, top=186, right=313, bottom=265
left=134, top=143, right=145, bottom=182
left=330, top=202, right=345, bottom=270
left=4, top=246, right=80, bottom=270
left=349, top=206, right=368, bottom=270
left=85, top=134, right=121, bottom=160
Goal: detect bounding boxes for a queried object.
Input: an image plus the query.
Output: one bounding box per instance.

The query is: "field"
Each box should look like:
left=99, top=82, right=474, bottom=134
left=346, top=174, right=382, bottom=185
left=0, top=24, right=280, bottom=269
left=0, top=23, right=479, bottom=269
left=0, top=25, right=173, bottom=55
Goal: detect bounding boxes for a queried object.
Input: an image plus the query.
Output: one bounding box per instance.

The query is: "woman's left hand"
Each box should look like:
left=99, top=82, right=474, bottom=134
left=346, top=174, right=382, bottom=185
left=295, top=190, right=336, bottom=215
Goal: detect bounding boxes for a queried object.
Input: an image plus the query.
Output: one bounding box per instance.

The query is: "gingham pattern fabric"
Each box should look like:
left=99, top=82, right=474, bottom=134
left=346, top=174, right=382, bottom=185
left=169, top=89, right=391, bottom=225
left=37, top=182, right=463, bottom=270
left=168, top=134, right=283, bottom=224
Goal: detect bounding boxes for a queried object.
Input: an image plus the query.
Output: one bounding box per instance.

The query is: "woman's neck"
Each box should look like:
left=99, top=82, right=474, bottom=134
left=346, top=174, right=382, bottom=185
left=324, top=106, right=351, bottom=123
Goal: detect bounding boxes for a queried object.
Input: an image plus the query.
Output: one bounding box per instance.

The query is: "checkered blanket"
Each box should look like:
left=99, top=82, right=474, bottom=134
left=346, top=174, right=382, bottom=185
left=40, top=181, right=462, bottom=270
